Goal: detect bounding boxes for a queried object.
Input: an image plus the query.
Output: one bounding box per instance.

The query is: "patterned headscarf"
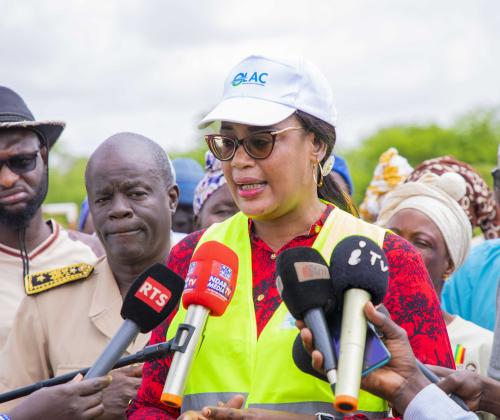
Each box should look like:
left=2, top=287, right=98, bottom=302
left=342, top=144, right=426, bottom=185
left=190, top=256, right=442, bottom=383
left=193, top=151, right=227, bottom=216
left=359, top=148, right=414, bottom=222
left=407, top=156, right=500, bottom=240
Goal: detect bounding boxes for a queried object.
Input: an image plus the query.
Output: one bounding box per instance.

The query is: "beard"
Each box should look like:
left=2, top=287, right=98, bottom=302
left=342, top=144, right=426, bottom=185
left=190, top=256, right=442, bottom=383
left=0, top=171, right=49, bottom=230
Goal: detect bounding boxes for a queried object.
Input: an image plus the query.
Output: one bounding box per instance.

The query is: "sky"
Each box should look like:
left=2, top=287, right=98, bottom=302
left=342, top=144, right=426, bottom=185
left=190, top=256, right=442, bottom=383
left=1, top=0, right=499, bottom=157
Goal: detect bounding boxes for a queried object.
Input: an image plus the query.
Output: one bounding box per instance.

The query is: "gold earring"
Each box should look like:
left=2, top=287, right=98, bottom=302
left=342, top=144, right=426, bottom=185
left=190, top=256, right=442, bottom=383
left=313, top=160, right=324, bottom=188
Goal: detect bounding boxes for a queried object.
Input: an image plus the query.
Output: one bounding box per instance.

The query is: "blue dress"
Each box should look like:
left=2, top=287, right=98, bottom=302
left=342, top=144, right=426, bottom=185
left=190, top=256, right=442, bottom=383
left=442, top=239, right=500, bottom=331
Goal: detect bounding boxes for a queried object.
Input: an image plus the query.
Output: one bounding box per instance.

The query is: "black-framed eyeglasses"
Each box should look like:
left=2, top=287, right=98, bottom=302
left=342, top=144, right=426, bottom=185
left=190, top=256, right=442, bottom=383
left=0, top=150, right=40, bottom=175
left=205, top=127, right=303, bottom=161
left=492, top=167, right=500, bottom=190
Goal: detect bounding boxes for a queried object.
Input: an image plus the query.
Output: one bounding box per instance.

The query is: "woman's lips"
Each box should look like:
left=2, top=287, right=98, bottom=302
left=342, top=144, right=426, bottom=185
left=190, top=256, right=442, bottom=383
left=236, top=182, right=267, bottom=199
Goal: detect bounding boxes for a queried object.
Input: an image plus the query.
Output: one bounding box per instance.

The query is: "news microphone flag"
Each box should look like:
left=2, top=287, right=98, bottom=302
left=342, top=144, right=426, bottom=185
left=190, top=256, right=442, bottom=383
left=161, top=241, right=239, bottom=408
left=329, top=236, right=388, bottom=413
left=85, top=263, right=184, bottom=379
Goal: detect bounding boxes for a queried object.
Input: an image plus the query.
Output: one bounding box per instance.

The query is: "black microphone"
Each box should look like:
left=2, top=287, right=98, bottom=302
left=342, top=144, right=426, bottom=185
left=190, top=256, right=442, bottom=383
left=329, top=235, right=389, bottom=413
left=0, top=341, right=173, bottom=403
left=84, top=263, right=184, bottom=379
left=276, top=247, right=338, bottom=388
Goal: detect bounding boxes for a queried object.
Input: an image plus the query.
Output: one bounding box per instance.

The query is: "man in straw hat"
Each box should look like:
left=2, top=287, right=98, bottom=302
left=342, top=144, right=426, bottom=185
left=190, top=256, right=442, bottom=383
left=0, top=86, right=101, bottom=349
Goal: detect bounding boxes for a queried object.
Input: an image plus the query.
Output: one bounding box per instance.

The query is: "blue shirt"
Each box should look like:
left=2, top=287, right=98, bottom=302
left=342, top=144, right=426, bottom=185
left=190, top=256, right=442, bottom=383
left=442, top=239, right=500, bottom=331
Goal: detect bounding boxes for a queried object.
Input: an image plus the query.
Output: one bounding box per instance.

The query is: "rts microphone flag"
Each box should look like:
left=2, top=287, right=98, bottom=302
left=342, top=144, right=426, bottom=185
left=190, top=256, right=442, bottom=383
left=161, top=240, right=238, bottom=408
left=85, top=263, right=184, bottom=379
left=329, top=236, right=389, bottom=413
left=276, top=247, right=338, bottom=387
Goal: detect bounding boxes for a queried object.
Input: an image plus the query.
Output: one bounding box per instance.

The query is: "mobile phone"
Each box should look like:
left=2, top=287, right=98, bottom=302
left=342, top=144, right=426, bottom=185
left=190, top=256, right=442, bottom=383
left=329, top=315, right=391, bottom=376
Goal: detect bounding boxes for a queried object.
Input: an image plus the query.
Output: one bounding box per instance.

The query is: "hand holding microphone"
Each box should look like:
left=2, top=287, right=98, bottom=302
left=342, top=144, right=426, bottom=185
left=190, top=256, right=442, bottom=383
left=6, top=374, right=111, bottom=420
left=291, top=237, right=470, bottom=415
left=329, top=235, right=389, bottom=413
left=1, top=263, right=186, bottom=419
left=161, top=241, right=239, bottom=408
left=298, top=302, right=474, bottom=416
left=296, top=301, right=433, bottom=415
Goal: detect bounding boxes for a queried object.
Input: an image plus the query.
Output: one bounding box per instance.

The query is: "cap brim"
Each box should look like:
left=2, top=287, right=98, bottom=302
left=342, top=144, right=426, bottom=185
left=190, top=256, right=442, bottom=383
left=0, top=120, right=65, bottom=149
left=198, top=97, right=296, bottom=129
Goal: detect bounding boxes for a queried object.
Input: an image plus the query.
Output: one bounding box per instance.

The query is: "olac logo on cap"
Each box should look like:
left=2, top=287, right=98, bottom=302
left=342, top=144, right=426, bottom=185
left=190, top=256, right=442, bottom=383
left=232, top=71, right=269, bottom=87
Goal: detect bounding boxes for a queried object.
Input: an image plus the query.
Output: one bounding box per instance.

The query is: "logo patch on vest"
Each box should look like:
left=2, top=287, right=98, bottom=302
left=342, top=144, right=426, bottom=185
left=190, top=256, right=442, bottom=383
left=281, top=311, right=297, bottom=330
left=24, top=263, right=94, bottom=295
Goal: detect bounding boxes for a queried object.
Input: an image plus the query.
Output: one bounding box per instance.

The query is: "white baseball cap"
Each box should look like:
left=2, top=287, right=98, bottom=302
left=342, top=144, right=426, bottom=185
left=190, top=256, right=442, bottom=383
left=199, top=55, right=337, bottom=129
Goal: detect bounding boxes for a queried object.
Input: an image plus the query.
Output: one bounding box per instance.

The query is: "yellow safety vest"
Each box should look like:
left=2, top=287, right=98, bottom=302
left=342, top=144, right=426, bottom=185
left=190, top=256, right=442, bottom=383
left=167, top=206, right=389, bottom=417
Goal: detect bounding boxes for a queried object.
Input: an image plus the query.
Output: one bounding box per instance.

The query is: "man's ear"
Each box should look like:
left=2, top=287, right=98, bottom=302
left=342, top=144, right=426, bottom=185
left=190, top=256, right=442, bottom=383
left=167, top=184, right=180, bottom=214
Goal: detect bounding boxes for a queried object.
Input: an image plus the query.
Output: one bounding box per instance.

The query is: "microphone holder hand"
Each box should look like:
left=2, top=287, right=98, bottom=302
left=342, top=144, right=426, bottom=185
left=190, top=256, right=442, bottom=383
left=0, top=341, right=173, bottom=403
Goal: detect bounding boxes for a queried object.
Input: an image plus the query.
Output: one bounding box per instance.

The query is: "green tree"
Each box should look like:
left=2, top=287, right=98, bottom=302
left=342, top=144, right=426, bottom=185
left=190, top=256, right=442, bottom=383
left=170, top=139, right=207, bottom=168
left=344, top=106, right=500, bottom=204
left=46, top=147, right=88, bottom=207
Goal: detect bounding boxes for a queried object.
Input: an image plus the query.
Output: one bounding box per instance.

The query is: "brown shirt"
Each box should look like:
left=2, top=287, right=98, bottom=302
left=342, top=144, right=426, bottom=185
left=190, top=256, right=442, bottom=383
left=0, top=221, right=100, bottom=350
left=0, top=256, right=150, bottom=409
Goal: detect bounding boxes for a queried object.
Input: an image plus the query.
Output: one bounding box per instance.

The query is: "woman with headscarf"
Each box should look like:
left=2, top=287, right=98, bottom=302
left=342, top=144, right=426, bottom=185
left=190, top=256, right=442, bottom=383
left=408, top=156, right=500, bottom=331
left=193, top=151, right=239, bottom=230
left=359, top=148, right=414, bottom=223
left=128, top=55, right=453, bottom=419
left=377, top=172, right=493, bottom=377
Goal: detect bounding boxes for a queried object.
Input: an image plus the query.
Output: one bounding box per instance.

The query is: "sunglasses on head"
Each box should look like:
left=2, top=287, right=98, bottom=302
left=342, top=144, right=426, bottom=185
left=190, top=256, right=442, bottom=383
left=205, top=126, right=303, bottom=161
left=0, top=150, right=40, bottom=175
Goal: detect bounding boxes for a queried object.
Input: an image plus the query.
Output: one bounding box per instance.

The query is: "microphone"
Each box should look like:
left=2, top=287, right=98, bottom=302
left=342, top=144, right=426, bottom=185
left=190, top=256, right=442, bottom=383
left=276, top=247, right=338, bottom=387
left=84, top=263, right=184, bottom=379
left=329, top=236, right=389, bottom=413
left=161, top=241, right=239, bottom=408
left=0, top=341, right=173, bottom=403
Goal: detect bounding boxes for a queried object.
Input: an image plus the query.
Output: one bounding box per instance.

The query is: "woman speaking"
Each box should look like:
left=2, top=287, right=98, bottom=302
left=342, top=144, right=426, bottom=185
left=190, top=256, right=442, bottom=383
left=128, top=55, right=453, bottom=419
